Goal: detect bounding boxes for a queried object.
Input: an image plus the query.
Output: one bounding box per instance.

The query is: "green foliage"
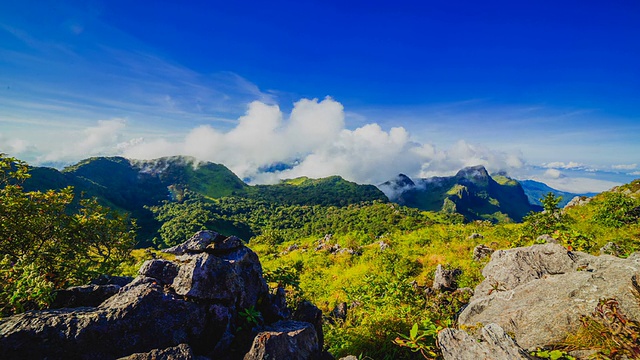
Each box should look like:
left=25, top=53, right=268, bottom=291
left=0, top=256, right=55, bottom=315
left=563, top=297, right=640, bottom=359
left=238, top=305, right=263, bottom=330
left=530, top=349, right=575, bottom=360
left=147, top=191, right=218, bottom=247
left=542, top=192, right=563, bottom=212
left=0, top=154, right=136, bottom=316
left=520, top=193, right=572, bottom=241
left=393, top=320, right=443, bottom=359
left=263, top=264, right=304, bottom=309
left=593, top=192, right=639, bottom=228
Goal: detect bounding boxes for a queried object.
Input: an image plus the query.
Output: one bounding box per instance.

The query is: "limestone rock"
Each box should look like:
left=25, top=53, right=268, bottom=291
left=0, top=282, right=210, bottom=359
left=119, top=343, right=195, bottom=360
left=600, top=241, right=623, bottom=257
left=162, top=230, right=226, bottom=255
left=536, top=234, right=558, bottom=244
left=564, top=196, right=591, bottom=209
left=171, top=247, right=268, bottom=308
left=438, top=323, right=532, bottom=360
left=50, top=284, right=121, bottom=309
left=293, top=300, right=324, bottom=350
left=432, top=264, right=461, bottom=292
left=472, top=244, right=494, bottom=261
left=244, top=321, right=319, bottom=360
left=138, top=259, right=179, bottom=285
left=458, top=243, right=640, bottom=350
left=330, top=302, right=348, bottom=321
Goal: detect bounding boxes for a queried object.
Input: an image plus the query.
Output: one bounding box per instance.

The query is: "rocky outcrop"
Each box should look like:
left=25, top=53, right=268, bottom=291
left=432, top=264, right=461, bottom=292
left=472, top=244, right=494, bottom=261
left=244, top=321, right=319, bottom=360
left=0, top=231, right=325, bottom=360
left=119, top=343, right=196, bottom=360
left=456, top=243, right=640, bottom=350
left=438, top=323, right=532, bottom=360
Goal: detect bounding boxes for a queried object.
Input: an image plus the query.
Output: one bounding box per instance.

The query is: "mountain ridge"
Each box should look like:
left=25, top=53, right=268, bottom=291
left=379, top=166, right=541, bottom=222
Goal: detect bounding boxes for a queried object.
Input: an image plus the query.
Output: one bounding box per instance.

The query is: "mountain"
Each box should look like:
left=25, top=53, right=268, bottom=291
left=23, top=156, right=388, bottom=245
left=379, top=166, right=540, bottom=222
left=519, top=179, right=597, bottom=207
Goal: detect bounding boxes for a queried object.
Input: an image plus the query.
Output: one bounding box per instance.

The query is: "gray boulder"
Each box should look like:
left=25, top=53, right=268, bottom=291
left=171, top=247, right=268, bottom=308
left=458, top=243, right=640, bottom=350
left=119, top=343, right=195, bottom=360
left=163, top=230, right=241, bottom=255
left=0, top=282, right=210, bottom=359
left=50, top=284, right=121, bottom=309
left=244, top=321, right=319, bottom=360
left=600, top=241, right=623, bottom=257
left=472, top=244, right=494, bottom=261
left=438, top=323, right=532, bottom=360
left=432, top=264, right=461, bottom=292
left=138, top=259, right=179, bottom=285
left=536, top=234, right=558, bottom=244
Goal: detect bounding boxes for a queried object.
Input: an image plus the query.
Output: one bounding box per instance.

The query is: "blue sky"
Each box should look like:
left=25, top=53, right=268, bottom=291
left=1, top=1, right=638, bottom=192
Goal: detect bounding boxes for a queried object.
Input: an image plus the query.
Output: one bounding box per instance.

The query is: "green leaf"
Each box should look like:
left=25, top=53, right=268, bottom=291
left=409, top=323, right=418, bottom=339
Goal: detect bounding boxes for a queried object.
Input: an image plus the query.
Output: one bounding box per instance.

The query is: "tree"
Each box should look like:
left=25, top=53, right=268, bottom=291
left=0, top=154, right=136, bottom=316
left=521, top=193, right=569, bottom=238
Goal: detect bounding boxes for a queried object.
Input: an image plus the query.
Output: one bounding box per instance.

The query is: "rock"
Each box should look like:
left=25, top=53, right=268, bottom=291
left=472, top=244, right=494, bottom=261
left=162, top=230, right=227, bottom=255
left=338, top=356, right=358, bottom=360
left=432, top=264, right=462, bottom=292
left=600, top=241, right=623, bottom=257
left=206, top=235, right=243, bottom=254
left=261, top=287, right=291, bottom=323
left=378, top=241, right=389, bottom=251
left=564, top=196, right=591, bottom=209
left=458, top=243, right=640, bottom=350
left=171, top=247, right=268, bottom=308
left=536, top=234, right=558, bottom=244
left=293, top=300, right=324, bottom=350
left=90, top=274, right=133, bottom=287
left=438, top=323, right=532, bottom=360
left=0, top=231, right=324, bottom=360
left=244, top=321, right=319, bottom=360
left=0, top=282, right=210, bottom=359
left=138, top=259, right=179, bottom=285
left=119, top=343, right=195, bottom=360
left=467, top=233, right=484, bottom=240
left=50, top=284, right=121, bottom=309
left=330, top=302, right=347, bottom=321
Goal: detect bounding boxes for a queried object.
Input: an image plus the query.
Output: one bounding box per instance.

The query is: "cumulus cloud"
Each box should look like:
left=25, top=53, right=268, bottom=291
left=119, top=97, right=525, bottom=184
left=30, top=97, right=526, bottom=185
left=544, top=169, right=564, bottom=179
left=0, top=133, right=33, bottom=156
left=40, top=118, right=127, bottom=162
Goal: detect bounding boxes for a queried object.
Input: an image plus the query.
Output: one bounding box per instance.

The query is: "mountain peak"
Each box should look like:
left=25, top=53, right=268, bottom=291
left=455, top=165, right=490, bottom=181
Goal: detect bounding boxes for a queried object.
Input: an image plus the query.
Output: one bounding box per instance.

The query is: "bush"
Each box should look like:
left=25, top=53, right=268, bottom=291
left=0, top=154, right=136, bottom=316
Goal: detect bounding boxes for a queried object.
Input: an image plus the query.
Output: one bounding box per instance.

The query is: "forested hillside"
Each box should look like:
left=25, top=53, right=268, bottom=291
left=23, top=156, right=387, bottom=247
left=379, top=165, right=540, bottom=222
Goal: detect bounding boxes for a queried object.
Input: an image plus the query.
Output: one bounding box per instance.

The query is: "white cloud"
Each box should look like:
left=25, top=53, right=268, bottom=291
left=544, top=169, right=564, bottom=179
left=534, top=176, right=619, bottom=193
left=612, top=163, right=637, bottom=170
left=543, top=161, right=586, bottom=170
left=117, top=98, right=525, bottom=185
left=0, top=133, right=32, bottom=156
left=40, top=118, right=127, bottom=162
